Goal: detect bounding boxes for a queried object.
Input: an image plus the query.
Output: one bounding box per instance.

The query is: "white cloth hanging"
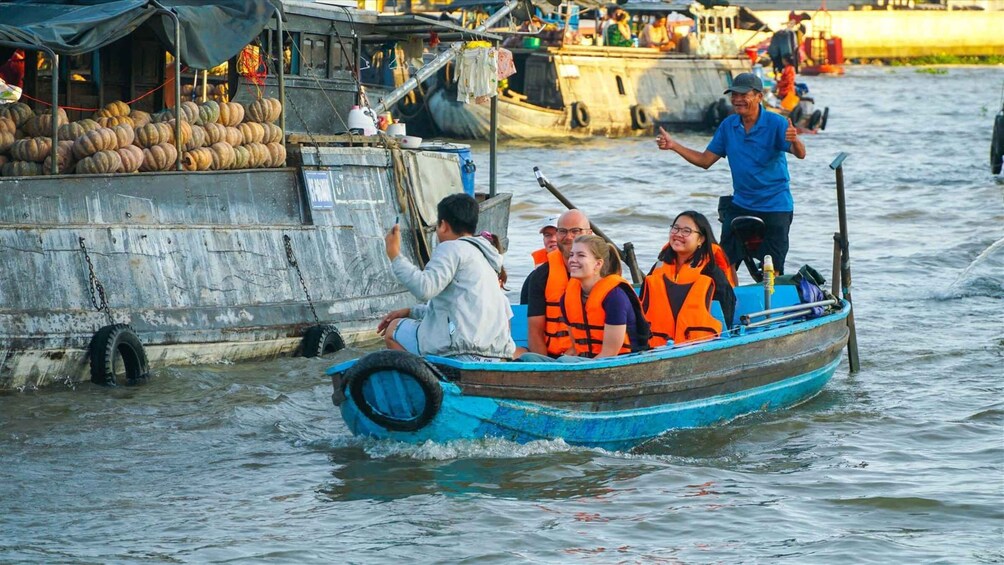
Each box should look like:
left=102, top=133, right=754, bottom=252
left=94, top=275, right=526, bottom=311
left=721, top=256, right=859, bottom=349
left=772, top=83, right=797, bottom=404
left=455, top=46, right=498, bottom=104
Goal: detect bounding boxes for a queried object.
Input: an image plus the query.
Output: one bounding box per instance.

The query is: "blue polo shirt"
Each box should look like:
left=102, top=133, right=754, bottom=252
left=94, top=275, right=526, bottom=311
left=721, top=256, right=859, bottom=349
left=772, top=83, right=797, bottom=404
left=707, top=108, right=793, bottom=212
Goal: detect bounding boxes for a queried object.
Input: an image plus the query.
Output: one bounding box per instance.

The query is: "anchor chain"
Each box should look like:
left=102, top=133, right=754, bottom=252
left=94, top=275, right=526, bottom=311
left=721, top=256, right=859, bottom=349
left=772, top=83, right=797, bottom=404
left=283, top=234, right=320, bottom=324
left=79, top=237, right=114, bottom=325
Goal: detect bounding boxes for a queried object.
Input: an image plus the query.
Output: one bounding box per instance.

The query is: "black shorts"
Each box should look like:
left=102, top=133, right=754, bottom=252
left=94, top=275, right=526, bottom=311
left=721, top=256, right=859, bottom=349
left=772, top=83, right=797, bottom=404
left=717, top=196, right=794, bottom=275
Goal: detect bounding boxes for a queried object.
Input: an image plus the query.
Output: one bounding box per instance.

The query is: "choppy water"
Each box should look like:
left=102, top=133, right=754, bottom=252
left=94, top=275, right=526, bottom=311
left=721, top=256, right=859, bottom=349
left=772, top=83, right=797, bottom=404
left=2, top=66, right=1002, bottom=563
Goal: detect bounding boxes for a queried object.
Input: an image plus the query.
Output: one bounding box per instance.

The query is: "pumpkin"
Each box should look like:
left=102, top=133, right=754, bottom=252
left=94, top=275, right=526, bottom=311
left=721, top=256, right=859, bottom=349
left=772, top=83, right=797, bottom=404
left=0, top=155, right=7, bottom=168
left=76, top=149, right=123, bottom=175
left=238, top=121, right=265, bottom=145
left=245, top=97, right=282, bottom=123
left=112, top=124, right=135, bottom=148
left=130, top=110, right=151, bottom=128
left=135, top=122, right=173, bottom=148
left=208, top=142, right=235, bottom=170
left=218, top=101, right=245, bottom=127
left=2, top=160, right=43, bottom=177
left=151, top=109, right=174, bottom=123
left=0, top=117, right=16, bottom=135
left=264, top=142, right=286, bottom=168
left=43, top=140, right=76, bottom=174
left=197, top=101, right=220, bottom=125
left=58, top=119, right=100, bottom=141
left=97, top=115, right=135, bottom=129
left=244, top=142, right=269, bottom=168
left=96, top=100, right=131, bottom=118
left=11, top=137, right=53, bottom=163
left=117, top=145, right=144, bottom=173
left=140, top=143, right=178, bottom=172
left=261, top=122, right=283, bottom=144
left=73, top=127, right=118, bottom=159
left=0, top=103, right=34, bottom=128
left=24, top=109, right=69, bottom=137
left=232, top=145, right=251, bottom=169
left=203, top=122, right=226, bottom=145
left=184, top=125, right=208, bottom=151
left=0, top=131, right=14, bottom=153
left=221, top=126, right=242, bottom=147
left=180, top=101, right=200, bottom=123
left=182, top=147, right=213, bottom=171
left=169, top=119, right=193, bottom=147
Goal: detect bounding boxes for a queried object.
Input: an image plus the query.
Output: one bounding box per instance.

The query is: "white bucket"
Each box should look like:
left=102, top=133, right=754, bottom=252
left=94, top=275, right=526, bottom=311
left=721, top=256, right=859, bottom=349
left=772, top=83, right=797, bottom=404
left=387, top=122, right=406, bottom=137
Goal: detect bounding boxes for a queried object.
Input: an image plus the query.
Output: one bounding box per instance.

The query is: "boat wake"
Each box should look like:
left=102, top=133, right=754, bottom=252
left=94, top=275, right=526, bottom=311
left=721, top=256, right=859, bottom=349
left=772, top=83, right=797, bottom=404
left=362, top=437, right=584, bottom=460
left=939, top=236, right=1004, bottom=299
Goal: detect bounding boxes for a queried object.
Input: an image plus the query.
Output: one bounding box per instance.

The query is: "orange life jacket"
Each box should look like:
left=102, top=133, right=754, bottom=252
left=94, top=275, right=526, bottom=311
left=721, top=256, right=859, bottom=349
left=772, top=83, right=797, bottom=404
left=562, top=275, right=635, bottom=358
left=542, top=249, right=573, bottom=356
left=641, top=261, right=722, bottom=347
left=531, top=248, right=548, bottom=267
left=657, top=242, right=737, bottom=287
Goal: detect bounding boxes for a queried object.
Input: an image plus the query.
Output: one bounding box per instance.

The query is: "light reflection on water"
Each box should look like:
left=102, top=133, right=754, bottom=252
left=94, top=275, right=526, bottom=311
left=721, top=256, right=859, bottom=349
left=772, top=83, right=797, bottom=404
left=2, top=66, right=1003, bottom=563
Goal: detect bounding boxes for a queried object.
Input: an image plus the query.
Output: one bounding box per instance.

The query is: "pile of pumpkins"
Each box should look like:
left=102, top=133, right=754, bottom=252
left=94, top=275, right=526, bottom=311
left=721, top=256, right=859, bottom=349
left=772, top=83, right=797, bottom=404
left=0, top=97, right=285, bottom=177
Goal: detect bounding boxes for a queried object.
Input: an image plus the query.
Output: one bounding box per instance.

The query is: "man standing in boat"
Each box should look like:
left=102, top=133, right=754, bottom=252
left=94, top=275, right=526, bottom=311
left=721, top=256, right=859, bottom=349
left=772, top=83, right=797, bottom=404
left=520, top=209, right=593, bottom=357
left=655, top=72, right=806, bottom=274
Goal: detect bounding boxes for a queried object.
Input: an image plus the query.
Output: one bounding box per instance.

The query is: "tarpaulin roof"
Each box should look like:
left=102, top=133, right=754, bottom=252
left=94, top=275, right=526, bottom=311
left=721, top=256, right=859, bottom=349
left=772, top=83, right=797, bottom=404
left=0, top=0, right=279, bottom=69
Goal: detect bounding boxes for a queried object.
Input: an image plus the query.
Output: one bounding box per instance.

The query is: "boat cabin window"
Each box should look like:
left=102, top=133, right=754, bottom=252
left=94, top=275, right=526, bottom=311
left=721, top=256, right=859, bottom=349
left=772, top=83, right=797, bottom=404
left=301, top=34, right=329, bottom=78
left=616, top=75, right=625, bottom=96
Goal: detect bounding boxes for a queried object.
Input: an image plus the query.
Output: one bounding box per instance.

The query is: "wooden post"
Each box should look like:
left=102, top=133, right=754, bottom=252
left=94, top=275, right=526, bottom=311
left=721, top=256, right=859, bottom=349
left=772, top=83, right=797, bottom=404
left=829, top=152, right=860, bottom=373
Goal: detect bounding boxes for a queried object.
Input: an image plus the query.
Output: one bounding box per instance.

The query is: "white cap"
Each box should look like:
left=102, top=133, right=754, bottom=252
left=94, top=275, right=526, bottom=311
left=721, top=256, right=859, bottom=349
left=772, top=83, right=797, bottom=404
left=539, top=214, right=560, bottom=233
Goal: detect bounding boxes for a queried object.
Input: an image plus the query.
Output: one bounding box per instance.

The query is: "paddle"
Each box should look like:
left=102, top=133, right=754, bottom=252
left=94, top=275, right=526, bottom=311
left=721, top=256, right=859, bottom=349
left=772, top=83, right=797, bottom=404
left=829, top=152, right=860, bottom=373
left=532, top=166, right=645, bottom=285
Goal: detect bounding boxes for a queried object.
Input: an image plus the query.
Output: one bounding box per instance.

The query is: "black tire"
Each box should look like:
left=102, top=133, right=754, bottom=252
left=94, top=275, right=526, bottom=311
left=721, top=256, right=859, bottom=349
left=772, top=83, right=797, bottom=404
left=705, top=100, right=726, bottom=129
left=440, top=61, right=457, bottom=94
left=89, top=324, right=149, bottom=386
left=820, top=107, right=829, bottom=130
left=991, top=112, right=1003, bottom=175
left=789, top=104, right=804, bottom=126
left=630, top=104, right=650, bottom=130
left=715, top=98, right=732, bottom=123
left=396, top=91, right=422, bottom=119
left=807, top=109, right=823, bottom=130
left=345, top=350, right=443, bottom=432
left=302, top=324, right=345, bottom=358
left=572, top=101, right=590, bottom=128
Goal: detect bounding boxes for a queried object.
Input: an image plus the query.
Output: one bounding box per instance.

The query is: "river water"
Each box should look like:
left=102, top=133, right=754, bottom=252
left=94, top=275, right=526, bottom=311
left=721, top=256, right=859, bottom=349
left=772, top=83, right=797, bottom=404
left=2, top=66, right=1002, bottom=563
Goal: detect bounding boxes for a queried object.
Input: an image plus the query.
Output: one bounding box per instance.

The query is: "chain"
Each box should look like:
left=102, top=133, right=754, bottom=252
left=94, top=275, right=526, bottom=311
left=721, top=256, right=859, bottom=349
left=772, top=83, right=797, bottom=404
left=283, top=234, right=320, bottom=324
left=78, top=237, right=114, bottom=325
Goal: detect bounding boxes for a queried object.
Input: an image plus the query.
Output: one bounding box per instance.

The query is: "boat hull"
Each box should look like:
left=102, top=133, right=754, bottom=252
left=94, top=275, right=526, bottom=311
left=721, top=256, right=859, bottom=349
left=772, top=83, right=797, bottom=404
left=332, top=301, right=850, bottom=450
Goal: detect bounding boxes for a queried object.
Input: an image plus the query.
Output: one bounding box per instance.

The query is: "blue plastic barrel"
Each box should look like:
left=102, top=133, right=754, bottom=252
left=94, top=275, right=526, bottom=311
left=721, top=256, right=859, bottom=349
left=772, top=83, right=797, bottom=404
left=422, top=142, right=476, bottom=196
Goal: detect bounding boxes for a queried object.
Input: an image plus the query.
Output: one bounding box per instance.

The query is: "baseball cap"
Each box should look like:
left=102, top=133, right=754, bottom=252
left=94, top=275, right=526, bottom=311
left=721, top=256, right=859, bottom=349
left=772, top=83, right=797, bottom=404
left=539, top=214, right=560, bottom=233
left=724, top=72, right=763, bottom=95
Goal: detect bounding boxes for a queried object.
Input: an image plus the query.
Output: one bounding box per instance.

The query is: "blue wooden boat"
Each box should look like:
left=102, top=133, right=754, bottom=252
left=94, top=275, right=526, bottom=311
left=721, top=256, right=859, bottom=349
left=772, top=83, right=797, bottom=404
left=327, top=282, right=850, bottom=451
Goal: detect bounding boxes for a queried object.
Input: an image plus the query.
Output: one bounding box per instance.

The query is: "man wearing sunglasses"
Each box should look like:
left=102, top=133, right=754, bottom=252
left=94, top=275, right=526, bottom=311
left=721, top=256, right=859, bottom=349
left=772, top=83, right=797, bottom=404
left=655, top=72, right=805, bottom=275
left=519, top=209, right=593, bottom=357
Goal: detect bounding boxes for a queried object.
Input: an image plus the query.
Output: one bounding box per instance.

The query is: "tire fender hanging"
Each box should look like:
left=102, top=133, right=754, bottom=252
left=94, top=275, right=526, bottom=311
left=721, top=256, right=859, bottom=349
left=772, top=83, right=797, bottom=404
left=991, top=112, right=1003, bottom=175
left=807, top=109, right=824, bottom=130
left=302, top=324, right=345, bottom=358
left=344, top=350, right=443, bottom=432
left=571, top=101, right=590, bottom=128
left=789, top=104, right=804, bottom=126
left=89, top=324, right=150, bottom=386
left=820, top=107, right=829, bottom=130
left=630, top=104, right=650, bottom=130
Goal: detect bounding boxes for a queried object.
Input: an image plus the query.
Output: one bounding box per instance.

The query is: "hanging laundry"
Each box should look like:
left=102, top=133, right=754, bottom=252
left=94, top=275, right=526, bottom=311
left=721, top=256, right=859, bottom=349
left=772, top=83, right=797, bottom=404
left=403, top=36, right=425, bottom=70
left=455, top=44, right=498, bottom=104
left=497, top=47, right=516, bottom=80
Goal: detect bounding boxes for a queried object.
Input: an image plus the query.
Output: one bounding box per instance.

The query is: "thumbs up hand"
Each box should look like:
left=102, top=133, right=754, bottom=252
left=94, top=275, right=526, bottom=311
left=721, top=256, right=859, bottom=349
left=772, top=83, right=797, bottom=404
left=785, top=117, right=799, bottom=142
left=656, top=126, right=675, bottom=151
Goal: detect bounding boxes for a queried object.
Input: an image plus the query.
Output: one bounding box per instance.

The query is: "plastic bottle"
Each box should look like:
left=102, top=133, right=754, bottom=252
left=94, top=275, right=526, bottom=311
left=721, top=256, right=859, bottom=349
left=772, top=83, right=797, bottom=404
left=763, top=254, right=775, bottom=316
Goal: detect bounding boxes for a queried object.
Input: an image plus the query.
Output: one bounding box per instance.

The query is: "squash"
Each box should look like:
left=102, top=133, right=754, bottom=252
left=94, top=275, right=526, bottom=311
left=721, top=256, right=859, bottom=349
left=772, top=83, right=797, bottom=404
left=151, top=109, right=174, bottom=123
left=135, top=122, right=173, bottom=148
left=182, top=147, right=213, bottom=171
left=184, top=125, right=208, bottom=151
left=73, top=127, right=118, bottom=159
left=223, top=126, right=243, bottom=147
left=140, top=143, right=178, bottom=172
left=245, top=97, right=282, bottom=123
left=218, top=101, right=245, bottom=127
left=117, top=144, right=144, bottom=173
left=112, top=124, right=135, bottom=148
left=0, top=116, right=17, bottom=135
left=76, top=149, right=123, bottom=175
left=0, top=131, right=14, bottom=153
left=244, top=142, right=269, bottom=168
left=0, top=155, right=7, bottom=168
left=97, top=115, right=135, bottom=129
left=0, top=102, right=35, bottom=128
left=208, top=142, right=235, bottom=170
left=24, top=108, right=69, bottom=137
left=179, top=100, right=199, bottom=123
left=2, top=160, right=43, bottom=177
left=96, top=100, right=130, bottom=118
left=58, top=119, right=100, bottom=141
left=203, top=122, right=226, bottom=145
left=43, top=140, right=76, bottom=174
left=238, top=121, right=265, bottom=145
left=11, top=137, right=53, bottom=163
left=232, top=145, right=251, bottom=169
left=131, top=110, right=152, bottom=128
left=261, top=122, right=283, bottom=144
left=264, top=142, right=286, bottom=167
left=169, top=119, right=193, bottom=147
left=197, top=101, right=220, bottom=125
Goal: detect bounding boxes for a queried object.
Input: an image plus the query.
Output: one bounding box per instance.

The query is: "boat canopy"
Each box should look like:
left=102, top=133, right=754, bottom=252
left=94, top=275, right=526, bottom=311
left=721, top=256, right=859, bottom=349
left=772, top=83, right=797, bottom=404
left=0, top=0, right=278, bottom=69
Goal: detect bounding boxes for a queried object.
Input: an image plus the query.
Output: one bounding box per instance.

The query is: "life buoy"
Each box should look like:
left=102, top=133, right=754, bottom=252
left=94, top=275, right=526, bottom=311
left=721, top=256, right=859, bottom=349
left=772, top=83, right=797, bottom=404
left=820, top=107, right=829, bottom=130
left=397, top=90, right=422, bottom=118
left=572, top=101, right=590, bottom=128
left=89, top=324, right=150, bottom=386
left=991, top=112, right=1003, bottom=175
left=789, top=105, right=804, bottom=126
left=630, top=105, right=650, bottom=130
left=345, top=350, right=443, bottom=432
left=302, top=324, right=345, bottom=358
left=807, top=109, right=823, bottom=130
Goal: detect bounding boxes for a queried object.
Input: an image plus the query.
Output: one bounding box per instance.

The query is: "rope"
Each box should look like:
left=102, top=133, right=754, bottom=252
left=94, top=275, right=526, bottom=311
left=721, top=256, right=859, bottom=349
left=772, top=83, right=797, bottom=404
left=283, top=28, right=350, bottom=132
left=18, top=67, right=185, bottom=112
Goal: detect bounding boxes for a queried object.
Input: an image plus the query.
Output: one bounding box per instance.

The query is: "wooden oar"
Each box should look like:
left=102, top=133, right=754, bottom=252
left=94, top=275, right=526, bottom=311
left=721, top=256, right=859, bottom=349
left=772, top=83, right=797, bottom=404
left=532, top=167, right=645, bottom=284
left=829, top=152, right=860, bottom=373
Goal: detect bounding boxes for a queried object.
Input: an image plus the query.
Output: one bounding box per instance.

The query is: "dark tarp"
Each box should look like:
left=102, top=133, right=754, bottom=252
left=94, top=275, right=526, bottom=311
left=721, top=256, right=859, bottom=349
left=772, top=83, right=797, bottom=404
left=0, top=0, right=278, bottom=69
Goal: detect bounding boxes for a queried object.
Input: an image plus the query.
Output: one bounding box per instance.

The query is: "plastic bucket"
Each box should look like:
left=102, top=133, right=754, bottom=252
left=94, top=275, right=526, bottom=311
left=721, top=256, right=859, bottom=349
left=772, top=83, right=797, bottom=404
left=423, top=142, right=476, bottom=196
left=522, top=37, right=541, bottom=49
